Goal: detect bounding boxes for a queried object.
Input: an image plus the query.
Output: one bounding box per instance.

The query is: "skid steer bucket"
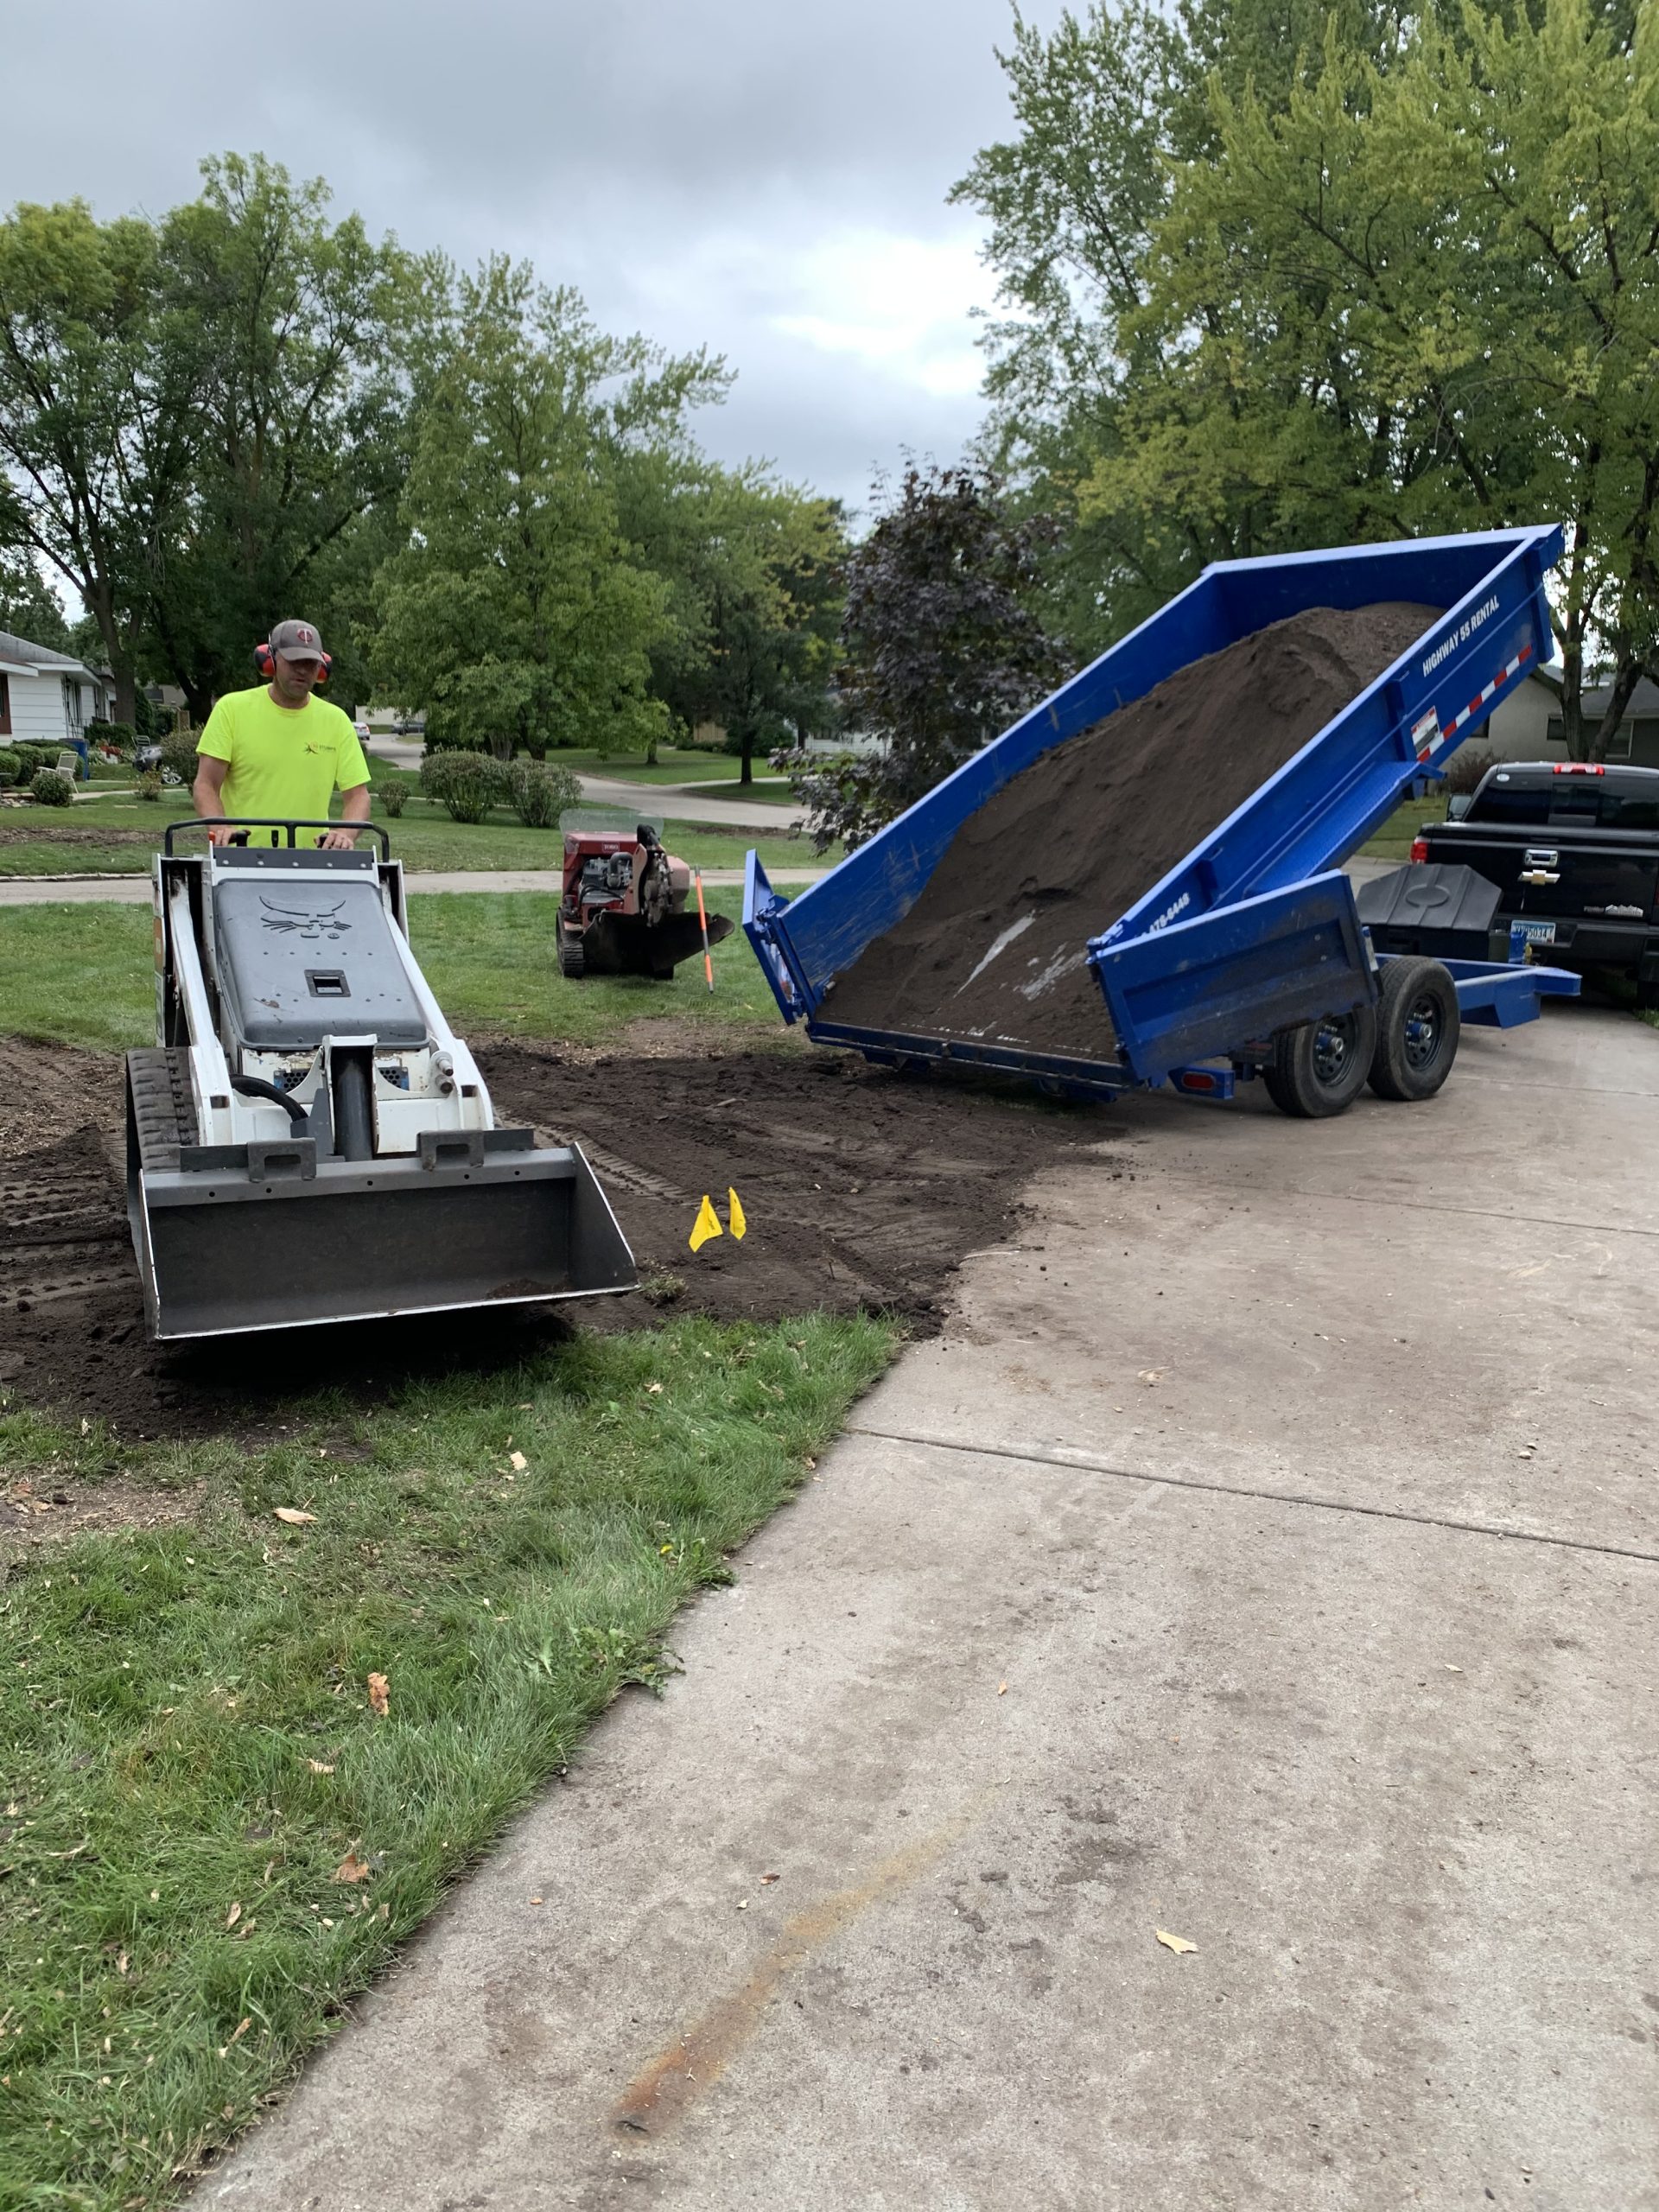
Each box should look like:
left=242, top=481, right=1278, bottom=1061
left=127, top=826, right=639, bottom=1340
left=127, top=1052, right=634, bottom=1339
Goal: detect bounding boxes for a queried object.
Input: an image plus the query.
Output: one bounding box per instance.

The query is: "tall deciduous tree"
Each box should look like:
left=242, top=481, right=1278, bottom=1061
left=632, top=461, right=844, bottom=782
left=0, top=199, right=194, bottom=720
left=957, top=0, right=1659, bottom=753
left=373, top=260, right=723, bottom=759
left=780, top=464, right=1066, bottom=849
left=0, top=547, right=70, bottom=650
left=150, top=155, right=412, bottom=717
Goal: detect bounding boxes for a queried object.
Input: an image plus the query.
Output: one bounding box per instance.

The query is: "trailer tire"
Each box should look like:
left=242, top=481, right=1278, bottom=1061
left=1368, top=957, right=1459, bottom=1102
left=1264, top=1002, right=1377, bottom=1118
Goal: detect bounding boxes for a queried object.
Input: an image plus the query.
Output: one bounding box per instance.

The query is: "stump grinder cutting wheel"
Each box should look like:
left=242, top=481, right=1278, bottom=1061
left=557, top=813, right=734, bottom=979
left=126, top=819, right=636, bottom=1340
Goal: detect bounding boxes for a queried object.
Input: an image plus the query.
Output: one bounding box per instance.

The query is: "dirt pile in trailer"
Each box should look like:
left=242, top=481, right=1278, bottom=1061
left=824, top=601, right=1440, bottom=1057
left=0, top=1035, right=1116, bottom=1440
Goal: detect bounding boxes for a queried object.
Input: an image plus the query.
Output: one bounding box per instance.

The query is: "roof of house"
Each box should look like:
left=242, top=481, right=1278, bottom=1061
left=0, top=629, right=107, bottom=683
left=1522, top=668, right=1659, bottom=716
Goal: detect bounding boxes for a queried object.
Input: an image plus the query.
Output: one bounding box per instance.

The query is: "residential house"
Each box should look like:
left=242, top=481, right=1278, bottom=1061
left=1471, top=671, right=1659, bottom=769
left=0, top=629, right=114, bottom=747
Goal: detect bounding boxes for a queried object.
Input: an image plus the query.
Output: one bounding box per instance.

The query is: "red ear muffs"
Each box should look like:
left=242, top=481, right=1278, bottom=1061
left=255, top=645, right=332, bottom=683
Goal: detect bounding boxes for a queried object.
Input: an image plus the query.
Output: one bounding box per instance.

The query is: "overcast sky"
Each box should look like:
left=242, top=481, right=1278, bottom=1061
left=2, top=0, right=1065, bottom=522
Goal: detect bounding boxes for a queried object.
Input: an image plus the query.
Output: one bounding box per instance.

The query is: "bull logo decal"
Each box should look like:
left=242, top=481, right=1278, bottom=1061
left=259, top=896, right=350, bottom=941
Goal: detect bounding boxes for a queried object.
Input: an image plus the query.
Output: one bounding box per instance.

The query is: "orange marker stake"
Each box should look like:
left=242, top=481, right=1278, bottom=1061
left=695, top=868, right=715, bottom=993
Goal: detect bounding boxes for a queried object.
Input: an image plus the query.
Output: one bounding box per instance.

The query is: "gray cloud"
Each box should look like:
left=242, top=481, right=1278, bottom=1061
left=2, top=0, right=1063, bottom=510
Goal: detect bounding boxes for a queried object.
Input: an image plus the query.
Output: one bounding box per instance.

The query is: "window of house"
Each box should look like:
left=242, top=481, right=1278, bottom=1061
left=0, top=673, right=10, bottom=736
left=1543, top=713, right=1633, bottom=759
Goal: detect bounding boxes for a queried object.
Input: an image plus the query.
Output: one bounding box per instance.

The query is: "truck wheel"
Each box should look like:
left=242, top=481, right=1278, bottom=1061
left=558, top=931, right=585, bottom=980
left=1368, top=957, right=1459, bottom=1102
left=1265, top=1003, right=1377, bottom=1117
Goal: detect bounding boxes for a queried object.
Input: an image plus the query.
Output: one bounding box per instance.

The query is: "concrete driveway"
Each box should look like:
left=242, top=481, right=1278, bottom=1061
left=204, top=1001, right=1659, bottom=2212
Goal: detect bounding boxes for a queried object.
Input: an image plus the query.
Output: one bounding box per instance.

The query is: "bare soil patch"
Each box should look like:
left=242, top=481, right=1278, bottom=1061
left=827, top=602, right=1440, bottom=1055
left=0, top=1036, right=1117, bottom=1441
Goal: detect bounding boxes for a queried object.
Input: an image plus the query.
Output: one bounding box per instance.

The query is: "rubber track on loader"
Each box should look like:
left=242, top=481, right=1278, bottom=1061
left=127, top=1047, right=199, bottom=1173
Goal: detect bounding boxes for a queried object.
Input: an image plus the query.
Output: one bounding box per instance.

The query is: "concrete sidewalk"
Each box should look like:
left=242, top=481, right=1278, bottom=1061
left=0, top=866, right=828, bottom=907
left=204, top=1002, right=1659, bottom=2211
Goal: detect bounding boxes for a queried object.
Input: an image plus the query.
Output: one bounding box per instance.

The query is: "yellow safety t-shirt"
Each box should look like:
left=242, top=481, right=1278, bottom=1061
left=195, top=687, right=369, bottom=829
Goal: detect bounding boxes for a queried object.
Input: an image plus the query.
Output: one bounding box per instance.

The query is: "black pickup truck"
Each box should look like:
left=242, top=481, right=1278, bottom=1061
left=1413, top=760, right=1659, bottom=1004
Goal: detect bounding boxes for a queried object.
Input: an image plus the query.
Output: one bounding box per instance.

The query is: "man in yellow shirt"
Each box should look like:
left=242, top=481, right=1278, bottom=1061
left=193, top=618, right=372, bottom=849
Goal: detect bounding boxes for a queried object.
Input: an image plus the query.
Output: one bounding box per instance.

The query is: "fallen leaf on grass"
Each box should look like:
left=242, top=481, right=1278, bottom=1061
left=1154, top=1928, right=1197, bottom=1955
left=273, top=1508, right=315, bottom=1527
left=333, top=1852, right=372, bottom=1885
left=508, top=1451, right=528, bottom=1473
left=366, top=1673, right=390, bottom=1718
left=306, top=1758, right=334, bottom=1775
left=645, top=1382, right=663, bottom=1395
left=225, top=1903, right=241, bottom=1929
left=219, top=2018, right=251, bottom=2057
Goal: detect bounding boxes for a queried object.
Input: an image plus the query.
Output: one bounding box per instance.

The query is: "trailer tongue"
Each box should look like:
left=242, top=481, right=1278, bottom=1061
left=744, top=527, right=1580, bottom=1114
left=127, top=821, right=635, bottom=1340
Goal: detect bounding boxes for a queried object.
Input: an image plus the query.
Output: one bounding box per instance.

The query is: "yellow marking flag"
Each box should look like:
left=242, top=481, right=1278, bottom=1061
left=689, top=1194, right=723, bottom=1252
left=728, top=1186, right=747, bottom=1241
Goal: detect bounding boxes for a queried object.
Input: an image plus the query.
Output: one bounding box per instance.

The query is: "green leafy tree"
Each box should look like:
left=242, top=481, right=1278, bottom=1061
left=374, top=260, right=722, bottom=760
left=0, top=198, right=195, bottom=720
left=149, top=155, right=412, bottom=719
left=631, top=461, right=845, bottom=782
left=781, top=464, right=1067, bottom=849
left=1102, top=0, right=1659, bottom=754
left=0, top=547, right=70, bottom=648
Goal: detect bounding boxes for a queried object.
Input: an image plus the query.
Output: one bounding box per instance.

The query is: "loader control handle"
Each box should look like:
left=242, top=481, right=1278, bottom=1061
left=162, top=818, right=392, bottom=858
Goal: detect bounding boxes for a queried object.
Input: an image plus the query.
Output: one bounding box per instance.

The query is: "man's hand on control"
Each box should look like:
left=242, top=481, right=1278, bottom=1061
left=320, top=826, right=360, bottom=850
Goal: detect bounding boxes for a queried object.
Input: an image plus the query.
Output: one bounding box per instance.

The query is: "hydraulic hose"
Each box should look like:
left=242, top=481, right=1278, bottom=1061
left=230, top=1073, right=309, bottom=1128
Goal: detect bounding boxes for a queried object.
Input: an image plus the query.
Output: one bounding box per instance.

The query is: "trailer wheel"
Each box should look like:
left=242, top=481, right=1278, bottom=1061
left=557, top=931, right=586, bottom=980
left=1264, top=1003, right=1377, bottom=1118
left=1368, top=957, right=1459, bottom=1102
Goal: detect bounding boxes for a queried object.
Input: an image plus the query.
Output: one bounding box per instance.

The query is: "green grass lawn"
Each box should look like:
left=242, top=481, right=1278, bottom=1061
left=0, top=879, right=889, bottom=2209
left=518, top=745, right=794, bottom=791
left=0, top=889, right=774, bottom=1055
left=0, top=791, right=836, bottom=880
left=0, top=1308, right=895, bottom=2210
left=1357, top=791, right=1451, bottom=860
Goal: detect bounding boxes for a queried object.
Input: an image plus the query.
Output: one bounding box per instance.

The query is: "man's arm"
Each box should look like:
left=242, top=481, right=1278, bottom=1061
left=193, top=753, right=233, bottom=846
left=321, top=784, right=372, bottom=851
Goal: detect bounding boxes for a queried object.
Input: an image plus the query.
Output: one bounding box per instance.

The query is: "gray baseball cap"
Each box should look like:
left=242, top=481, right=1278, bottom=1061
left=270, top=617, right=326, bottom=663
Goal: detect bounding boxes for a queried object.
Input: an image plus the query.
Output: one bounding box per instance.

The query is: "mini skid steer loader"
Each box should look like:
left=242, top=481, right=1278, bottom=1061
left=126, top=819, right=635, bottom=1339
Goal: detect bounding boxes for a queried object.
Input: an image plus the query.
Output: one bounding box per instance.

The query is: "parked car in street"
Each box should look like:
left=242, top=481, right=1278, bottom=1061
left=391, top=714, right=426, bottom=737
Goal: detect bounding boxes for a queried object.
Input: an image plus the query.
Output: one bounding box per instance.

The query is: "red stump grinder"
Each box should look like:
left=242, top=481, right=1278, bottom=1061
left=557, top=817, right=734, bottom=980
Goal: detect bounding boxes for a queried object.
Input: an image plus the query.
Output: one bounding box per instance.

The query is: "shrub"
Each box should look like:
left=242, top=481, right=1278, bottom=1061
left=135, top=769, right=164, bottom=803
left=420, top=750, right=506, bottom=824
left=376, top=776, right=409, bottom=818
left=30, top=768, right=75, bottom=807
left=1442, top=747, right=1495, bottom=798
left=507, top=758, right=581, bottom=829
left=102, top=720, right=136, bottom=757
left=0, top=747, right=20, bottom=787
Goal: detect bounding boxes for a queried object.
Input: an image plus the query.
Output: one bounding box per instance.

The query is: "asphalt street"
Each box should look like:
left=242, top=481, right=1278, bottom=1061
left=200, top=997, right=1659, bottom=2212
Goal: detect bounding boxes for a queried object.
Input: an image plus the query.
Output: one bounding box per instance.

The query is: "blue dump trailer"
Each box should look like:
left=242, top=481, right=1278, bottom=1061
left=743, top=526, right=1581, bottom=1117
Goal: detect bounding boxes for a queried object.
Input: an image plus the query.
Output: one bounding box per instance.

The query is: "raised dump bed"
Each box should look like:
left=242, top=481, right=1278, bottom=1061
left=744, top=526, right=1580, bottom=1113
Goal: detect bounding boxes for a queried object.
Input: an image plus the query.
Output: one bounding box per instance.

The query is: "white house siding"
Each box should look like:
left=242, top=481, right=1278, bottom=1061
left=0, top=665, right=110, bottom=748
left=1465, top=673, right=1659, bottom=770
left=1, top=671, right=77, bottom=745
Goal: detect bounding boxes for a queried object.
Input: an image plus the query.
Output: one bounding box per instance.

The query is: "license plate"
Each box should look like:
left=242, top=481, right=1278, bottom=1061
left=1512, top=918, right=1556, bottom=945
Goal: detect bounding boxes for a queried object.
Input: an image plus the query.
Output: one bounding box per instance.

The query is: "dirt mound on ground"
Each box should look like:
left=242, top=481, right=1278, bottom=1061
left=0, top=1037, right=1116, bottom=1440
left=825, top=601, right=1440, bottom=1056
